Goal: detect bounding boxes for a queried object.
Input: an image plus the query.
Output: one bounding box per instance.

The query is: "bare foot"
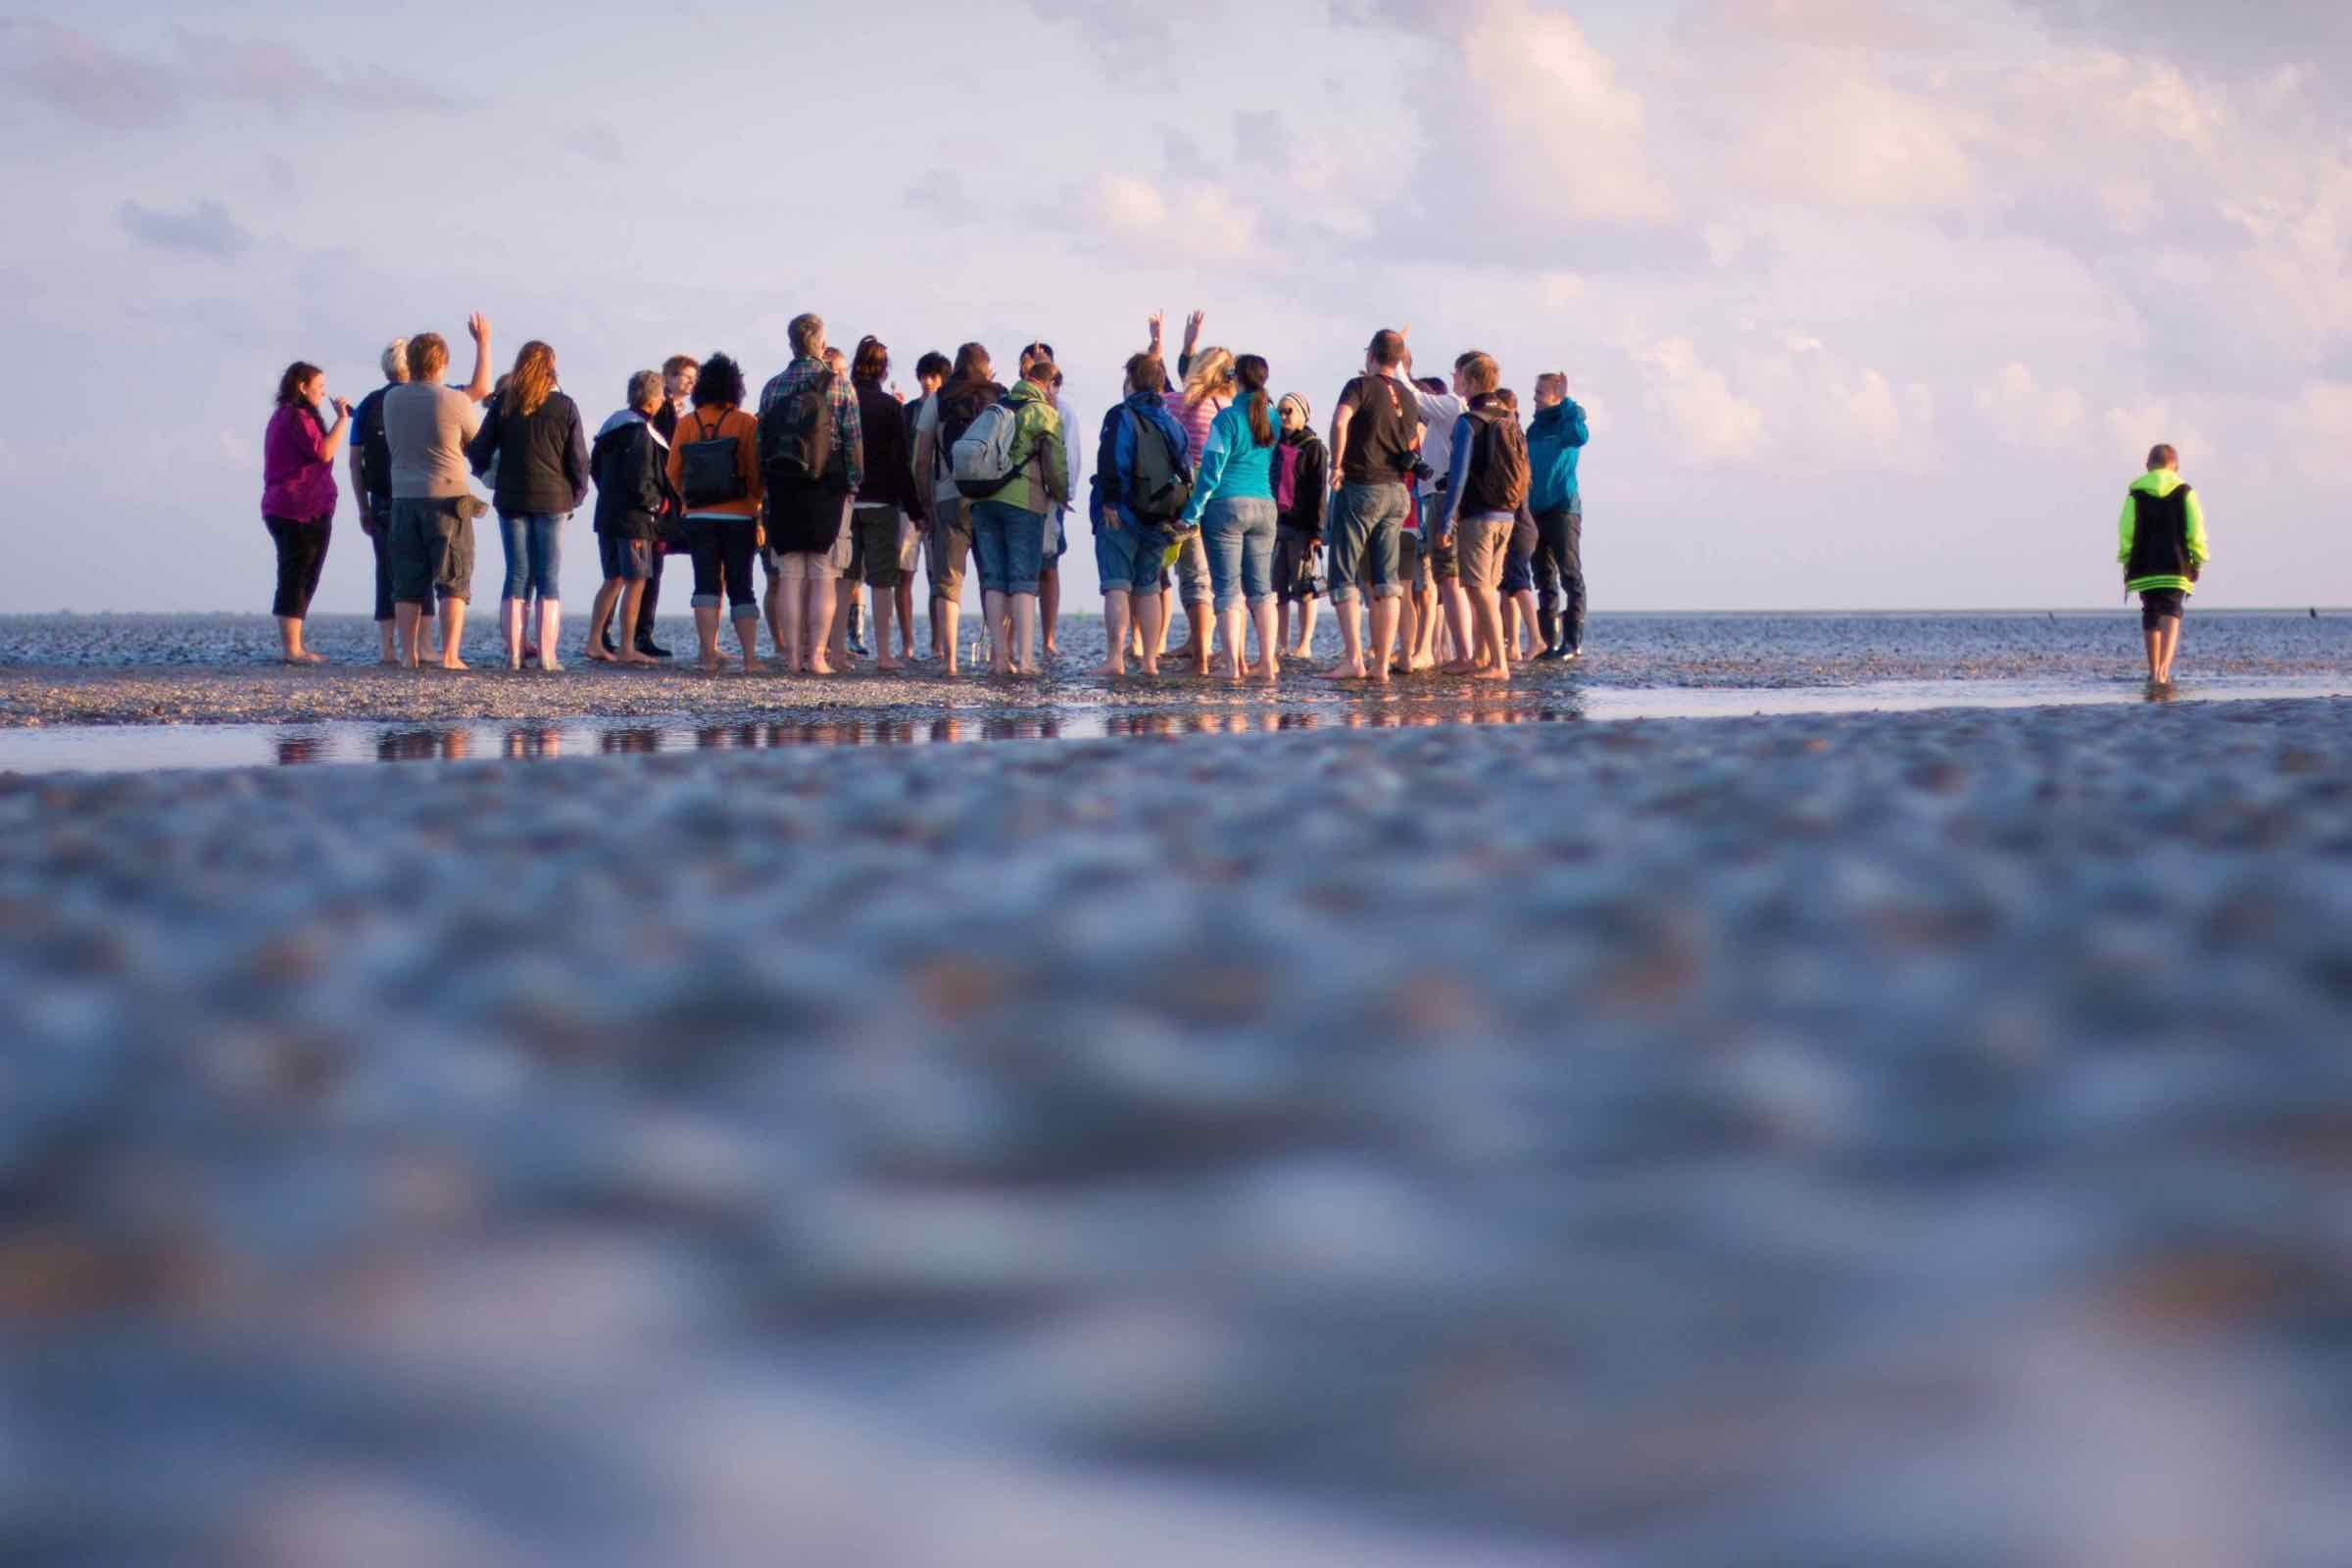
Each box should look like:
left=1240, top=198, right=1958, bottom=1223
left=1257, top=662, right=1281, bottom=682
left=618, top=651, right=654, bottom=666
left=541, top=657, right=564, bottom=672
left=876, top=659, right=904, bottom=672
left=1369, top=665, right=1392, bottom=686
left=699, top=656, right=720, bottom=674
left=808, top=657, right=834, bottom=675
left=1093, top=661, right=1125, bottom=676
left=585, top=643, right=615, bottom=663
left=1139, top=660, right=1160, bottom=676
left=1321, top=663, right=1368, bottom=682
left=440, top=656, right=470, bottom=671
left=738, top=659, right=756, bottom=675
left=1474, top=665, right=1511, bottom=682
left=1441, top=660, right=1478, bottom=675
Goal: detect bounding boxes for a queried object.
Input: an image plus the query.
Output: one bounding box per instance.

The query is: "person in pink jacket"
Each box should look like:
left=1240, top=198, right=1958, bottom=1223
left=261, top=361, right=352, bottom=663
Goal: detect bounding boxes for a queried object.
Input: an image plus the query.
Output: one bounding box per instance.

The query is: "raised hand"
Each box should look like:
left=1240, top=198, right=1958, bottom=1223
left=1183, top=310, right=1205, bottom=350
left=1148, top=310, right=1164, bottom=347
left=330, top=395, right=353, bottom=417
left=467, top=312, right=492, bottom=343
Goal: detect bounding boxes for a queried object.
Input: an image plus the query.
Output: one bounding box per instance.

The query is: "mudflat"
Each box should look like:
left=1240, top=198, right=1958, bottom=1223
left=3, top=696, right=2349, bottom=1563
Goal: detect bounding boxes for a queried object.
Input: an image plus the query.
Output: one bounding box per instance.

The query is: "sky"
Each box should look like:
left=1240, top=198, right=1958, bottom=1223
left=1, top=0, right=2346, bottom=615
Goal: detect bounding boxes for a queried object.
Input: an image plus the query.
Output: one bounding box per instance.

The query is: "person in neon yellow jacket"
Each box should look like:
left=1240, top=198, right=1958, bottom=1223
left=2116, top=443, right=2210, bottom=686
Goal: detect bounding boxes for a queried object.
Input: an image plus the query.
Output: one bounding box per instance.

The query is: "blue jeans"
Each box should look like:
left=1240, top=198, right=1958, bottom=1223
left=1200, top=495, right=1278, bottom=612
left=970, top=499, right=1047, bottom=596
left=1327, top=482, right=1407, bottom=605
left=499, top=512, right=564, bottom=601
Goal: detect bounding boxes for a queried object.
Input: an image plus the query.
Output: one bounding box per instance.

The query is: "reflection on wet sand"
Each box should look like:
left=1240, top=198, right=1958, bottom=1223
left=375, top=727, right=474, bottom=762
left=274, top=736, right=326, bottom=765
left=1102, top=702, right=1586, bottom=738
left=600, top=727, right=664, bottom=755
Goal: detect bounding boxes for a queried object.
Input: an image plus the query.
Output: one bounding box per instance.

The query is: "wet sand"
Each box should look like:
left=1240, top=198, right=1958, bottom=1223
left=4, top=696, right=2350, bottom=1563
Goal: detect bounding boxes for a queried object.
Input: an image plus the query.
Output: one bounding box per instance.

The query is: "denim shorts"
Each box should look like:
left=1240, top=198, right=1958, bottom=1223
left=1499, top=510, right=1539, bottom=594
left=1326, top=483, right=1407, bottom=604
left=598, top=532, right=655, bottom=583
left=498, top=512, right=564, bottom=601
left=1094, top=518, right=1164, bottom=595
left=1200, top=495, right=1279, bottom=612
left=969, top=499, right=1047, bottom=596
left=389, top=497, right=474, bottom=605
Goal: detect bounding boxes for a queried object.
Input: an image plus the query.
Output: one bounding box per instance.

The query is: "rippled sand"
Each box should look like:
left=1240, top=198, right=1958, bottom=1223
left=4, top=697, right=2349, bottom=1564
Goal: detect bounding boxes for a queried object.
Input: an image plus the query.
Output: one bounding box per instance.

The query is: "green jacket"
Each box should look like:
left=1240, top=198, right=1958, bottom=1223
left=2117, top=468, right=2210, bottom=594
left=986, top=381, right=1070, bottom=515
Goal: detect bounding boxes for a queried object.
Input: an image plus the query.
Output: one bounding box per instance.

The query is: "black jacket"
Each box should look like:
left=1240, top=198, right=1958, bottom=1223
left=1276, top=427, right=1331, bottom=537
left=589, top=412, right=679, bottom=541
left=468, top=389, right=591, bottom=516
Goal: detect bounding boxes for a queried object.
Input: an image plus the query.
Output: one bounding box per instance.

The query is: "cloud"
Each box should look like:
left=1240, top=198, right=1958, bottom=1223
left=571, top=122, right=625, bottom=166
left=0, top=22, right=457, bottom=130
left=1976, top=363, right=2087, bottom=453
left=1463, top=4, right=1674, bottom=224
left=1627, top=337, right=1765, bottom=463
left=1083, top=174, right=1259, bottom=258
left=0, top=20, right=178, bottom=129
left=119, top=198, right=251, bottom=258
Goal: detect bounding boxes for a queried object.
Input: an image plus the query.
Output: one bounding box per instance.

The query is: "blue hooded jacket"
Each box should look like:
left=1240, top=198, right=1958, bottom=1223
left=1090, top=390, right=1195, bottom=532
left=1527, top=398, right=1590, bottom=513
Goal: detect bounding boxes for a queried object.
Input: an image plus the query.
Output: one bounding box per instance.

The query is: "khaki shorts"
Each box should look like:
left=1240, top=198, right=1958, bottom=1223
left=1455, top=514, right=1513, bottom=592
left=927, top=497, right=972, bottom=599
left=855, top=504, right=905, bottom=588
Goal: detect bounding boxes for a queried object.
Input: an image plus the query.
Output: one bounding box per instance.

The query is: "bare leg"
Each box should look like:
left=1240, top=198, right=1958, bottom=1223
left=1396, top=589, right=1420, bottom=674
left=1040, top=566, right=1060, bottom=658
left=695, top=605, right=721, bottom=672
left=764, top=574, right=784, bottom=661
left=938, top=597, right=962, bottom=675
left=1132, top=590, right=1165, bottom=675
left=275, top=615, right=320, bottom=664
left=873, top=587, right=901, bottom=671
left=984, top=590, right=1012, bottom=674
left=616, top=582, right=653, bottom=664
left=1368, top=595, right=1400, bottom=686
left=1250, top=598, right=1280, bottom=681
left=437, top=598, right=469, bottom=670
left=1097, top=590, right=1131, bottom=675
left=1218, top=606, right=1248, bottom=678
left=1295, top=596, right=1319, bottom=658
left=500, top=597, right=524, bottom=670
left=377, top=618, right=398, bottom=664
left=1472, top=589, right=1509, bottom=681
left=1187, top=601, right=1213, bottom=674
left=826, top=579, right=851, bottom=667
left=394, top=603, right=423, bottom=668
left=731, top=612, right=759, bottom=674
left=1011, top=592, right=1038, bottom=673
left=2159, top=617, right=2183, bottom=683
left=807, top=576, right=837, bottom=674
left=2142, top=624, right=2164, bottom=682
left=586, top=580, right=620, bottom=661
left=1326, top=594, right=1368, bottom=679
left=777, top=576, right=805, bottom=674
left=896, top=579, right=917, bottom=659
left=537, top=599, right=564, bottom=672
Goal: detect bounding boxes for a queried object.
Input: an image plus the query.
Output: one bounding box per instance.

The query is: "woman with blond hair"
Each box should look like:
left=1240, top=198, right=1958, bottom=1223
left=1160, top=343, right=1234, bottom=672
left=468, top=340, right=589, bottom=668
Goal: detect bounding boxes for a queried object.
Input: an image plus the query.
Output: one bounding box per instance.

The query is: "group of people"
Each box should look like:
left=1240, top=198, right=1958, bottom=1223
left=259, top=311, right=1596, bottom=683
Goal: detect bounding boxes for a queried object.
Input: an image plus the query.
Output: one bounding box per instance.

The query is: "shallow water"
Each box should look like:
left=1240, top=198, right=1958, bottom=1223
left=1, top=675, right=2346, bottom=772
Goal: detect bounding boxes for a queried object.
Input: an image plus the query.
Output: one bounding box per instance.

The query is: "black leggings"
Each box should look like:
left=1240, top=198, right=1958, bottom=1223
left=266, top=514, right=331, bottom=620
left=364, top=501, right=395, bottom=621
left=686, top=517, right=759, bottom=614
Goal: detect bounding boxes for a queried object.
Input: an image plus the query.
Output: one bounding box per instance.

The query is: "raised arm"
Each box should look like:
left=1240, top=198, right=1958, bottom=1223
left=460, top=313, right=494, bottom=403
left=317, top=398, right=352, bottom=464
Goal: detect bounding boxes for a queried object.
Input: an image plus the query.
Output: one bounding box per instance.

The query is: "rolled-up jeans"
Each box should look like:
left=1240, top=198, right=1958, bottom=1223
left=1172, top=531, right=1212, bottom=607
left=970, top=499, right=1047, bottom=596
left=1327, top=481, right=1408, bottom=605
left=498, top=512, right=564, bottom=601
left=1200, top=495, right=1278, bottom=612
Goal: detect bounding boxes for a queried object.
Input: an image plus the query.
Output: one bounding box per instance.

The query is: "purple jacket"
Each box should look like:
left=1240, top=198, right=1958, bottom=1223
left=262, top=404, right=338, bottom=522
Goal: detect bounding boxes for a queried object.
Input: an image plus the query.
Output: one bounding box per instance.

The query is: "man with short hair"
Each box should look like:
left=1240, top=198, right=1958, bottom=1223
left=625, top=354, right=698, bottom=659
left=382, top=314, right=494, bottom=668
left=1527, top=370, right=1592, bottom=661
left=2117, top=442, right=2210, bottom=685
left=1323, top=329, right=1422, bottom=684
left=348, top=339, right=411, bottom=663
left=1433, top=355, right=1528, bottom=682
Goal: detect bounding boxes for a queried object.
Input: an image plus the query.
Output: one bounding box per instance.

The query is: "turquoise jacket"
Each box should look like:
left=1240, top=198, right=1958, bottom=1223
left=1181, top=396, right=1280, bottom=525
left=1527, top=397, right=1589, bottom=512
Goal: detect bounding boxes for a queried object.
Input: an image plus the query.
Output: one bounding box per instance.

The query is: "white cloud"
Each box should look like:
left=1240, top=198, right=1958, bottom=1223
left=1083, top=175, right=1259, bottom=259
left=1977, top=364, right=2088, bottom=454
left=1628, top=337, right=1765, bottom=463
left=1461, top=3, right=1674, bottom=223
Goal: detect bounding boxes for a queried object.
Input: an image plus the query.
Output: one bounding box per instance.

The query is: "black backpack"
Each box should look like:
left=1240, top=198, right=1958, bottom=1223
left=354, top=389, right=393, bottom=498
left=759, top=371, right=836, bottom=487
left=1461, top=409, right=1532, bottom=514
left=678, top=413, right=746, bottom=509
left=1125, top=410, right=1191, bottom=522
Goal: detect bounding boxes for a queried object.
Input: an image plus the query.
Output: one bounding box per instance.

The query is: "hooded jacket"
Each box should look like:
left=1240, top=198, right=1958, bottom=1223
left=1090, top=390, right=1195, bottom=533
left=978, top=380, right=1069, bottom=515
left=467, top=388, right=591, bottom=516
left=1527, top=397, right=1590, bottom=514
left=591, top=410, right=679, bottom=541
left=1274, top=419, right=1331, bottom=539
left=2117, top=468, right=2210, bottom=595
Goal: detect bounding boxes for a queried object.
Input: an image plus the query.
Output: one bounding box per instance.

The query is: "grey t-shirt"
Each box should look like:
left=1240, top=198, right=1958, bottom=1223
left=384, top=383, right=485, bottom=500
